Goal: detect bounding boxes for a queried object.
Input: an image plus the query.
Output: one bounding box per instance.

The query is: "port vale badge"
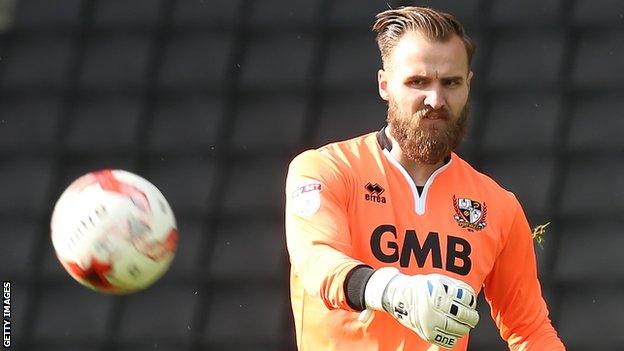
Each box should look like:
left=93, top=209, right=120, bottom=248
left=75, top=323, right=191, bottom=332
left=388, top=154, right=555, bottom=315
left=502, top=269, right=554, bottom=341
left=453, top=195, right=487, bottom=231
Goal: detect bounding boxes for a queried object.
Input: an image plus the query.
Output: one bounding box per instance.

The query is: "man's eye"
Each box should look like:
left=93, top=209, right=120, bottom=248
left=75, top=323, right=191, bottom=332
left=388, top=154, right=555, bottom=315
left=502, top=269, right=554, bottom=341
left=444, top=80, right=461, bottom=87
left=410, top=79, right=427, bottom=87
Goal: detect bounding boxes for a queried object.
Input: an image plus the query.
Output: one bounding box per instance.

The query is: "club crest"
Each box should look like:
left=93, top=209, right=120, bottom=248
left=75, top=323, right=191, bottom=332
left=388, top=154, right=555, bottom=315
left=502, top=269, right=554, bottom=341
left=453, top=195, right=487, bottom=231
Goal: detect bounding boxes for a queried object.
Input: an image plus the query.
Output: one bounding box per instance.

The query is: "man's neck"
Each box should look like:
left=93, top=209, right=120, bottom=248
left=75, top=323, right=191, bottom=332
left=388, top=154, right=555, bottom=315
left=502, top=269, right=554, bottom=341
left=385, top=127, right=447, bottom=187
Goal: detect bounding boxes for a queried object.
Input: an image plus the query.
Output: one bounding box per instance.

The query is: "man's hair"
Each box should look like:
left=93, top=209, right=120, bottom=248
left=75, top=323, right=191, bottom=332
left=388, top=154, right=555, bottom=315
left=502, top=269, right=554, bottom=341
left=372, top=6, right=475, bottom=68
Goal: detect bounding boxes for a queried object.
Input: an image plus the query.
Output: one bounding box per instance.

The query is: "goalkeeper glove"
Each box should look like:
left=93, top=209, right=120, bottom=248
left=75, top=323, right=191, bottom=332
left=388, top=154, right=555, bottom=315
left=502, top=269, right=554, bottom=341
left=359, top=267, right=479, bottom=349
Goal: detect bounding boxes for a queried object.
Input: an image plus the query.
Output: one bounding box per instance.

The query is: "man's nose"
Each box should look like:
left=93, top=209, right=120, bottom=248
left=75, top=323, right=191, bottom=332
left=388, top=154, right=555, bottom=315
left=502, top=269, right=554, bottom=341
left=423, top=87, right=445, bottom=110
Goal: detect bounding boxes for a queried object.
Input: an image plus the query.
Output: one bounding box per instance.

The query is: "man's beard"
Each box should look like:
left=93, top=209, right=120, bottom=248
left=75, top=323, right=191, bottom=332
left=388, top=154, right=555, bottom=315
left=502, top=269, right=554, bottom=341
left=387, top=99, right=469, bottom=165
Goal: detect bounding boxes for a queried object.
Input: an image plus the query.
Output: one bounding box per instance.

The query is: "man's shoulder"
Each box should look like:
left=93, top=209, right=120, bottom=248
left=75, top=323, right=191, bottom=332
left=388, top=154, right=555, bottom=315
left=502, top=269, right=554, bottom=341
left=291, top=131, right=379, bottom=166
left=287, top=132, right=380, bottom=184
left=319, top=131, right=378, bottom=154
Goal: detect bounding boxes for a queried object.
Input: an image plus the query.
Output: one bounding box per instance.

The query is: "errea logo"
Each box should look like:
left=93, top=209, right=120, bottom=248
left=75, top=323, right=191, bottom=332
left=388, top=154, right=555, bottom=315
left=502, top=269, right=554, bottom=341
left=365, top=182, right=386, bottom=204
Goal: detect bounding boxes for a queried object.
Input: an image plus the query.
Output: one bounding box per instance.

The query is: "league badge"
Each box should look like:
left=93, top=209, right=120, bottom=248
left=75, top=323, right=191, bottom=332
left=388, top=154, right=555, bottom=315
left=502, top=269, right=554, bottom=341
left=290, top=181, right=322, bottom=217
left=453, top=195, right=487, bottom=231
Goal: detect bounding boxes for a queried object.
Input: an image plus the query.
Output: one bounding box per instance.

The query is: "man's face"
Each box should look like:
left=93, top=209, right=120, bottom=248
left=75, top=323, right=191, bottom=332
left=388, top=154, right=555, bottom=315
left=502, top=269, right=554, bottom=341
left=378, top=31, right=473, bottom=164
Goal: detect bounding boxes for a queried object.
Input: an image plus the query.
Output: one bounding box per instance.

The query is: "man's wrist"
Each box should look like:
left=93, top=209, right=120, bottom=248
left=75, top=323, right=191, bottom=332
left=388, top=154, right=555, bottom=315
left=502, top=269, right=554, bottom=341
left=363, top=267, right=400, bottom=311
left=344, top=265, right=374, bottom=311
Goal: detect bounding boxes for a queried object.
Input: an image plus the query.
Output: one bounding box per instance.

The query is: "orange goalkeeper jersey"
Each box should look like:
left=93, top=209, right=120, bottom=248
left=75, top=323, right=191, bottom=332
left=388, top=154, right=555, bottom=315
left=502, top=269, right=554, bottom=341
left=285, top=130, right=565, bottom=351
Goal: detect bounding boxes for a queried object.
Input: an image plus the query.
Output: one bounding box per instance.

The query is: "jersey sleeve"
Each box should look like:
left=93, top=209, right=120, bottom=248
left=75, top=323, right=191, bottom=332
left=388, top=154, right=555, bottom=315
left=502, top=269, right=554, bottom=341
left=483, top=196, right=566, bottom=350
left=285, top=149, right=365, bottom=312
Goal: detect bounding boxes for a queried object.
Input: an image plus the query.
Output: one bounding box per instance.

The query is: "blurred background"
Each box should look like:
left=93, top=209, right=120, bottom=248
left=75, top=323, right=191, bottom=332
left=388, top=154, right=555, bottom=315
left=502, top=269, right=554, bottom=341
left=0, top=0, right=623, bottom=350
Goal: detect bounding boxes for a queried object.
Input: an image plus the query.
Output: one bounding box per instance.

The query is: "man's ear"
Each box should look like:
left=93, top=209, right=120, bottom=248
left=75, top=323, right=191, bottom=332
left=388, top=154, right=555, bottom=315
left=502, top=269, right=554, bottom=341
left=378, top=69, right=389, bottom=101
left=467, top=70, right=473, bottom=90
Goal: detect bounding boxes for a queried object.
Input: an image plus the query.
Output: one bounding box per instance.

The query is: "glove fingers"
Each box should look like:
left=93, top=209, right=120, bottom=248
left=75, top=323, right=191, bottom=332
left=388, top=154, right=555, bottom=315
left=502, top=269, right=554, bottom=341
left=430, top=274, right=477, bottom=309
left=439, top=317, right=470, bottom=337
left=448, top=303, right=480, bottom=329
left=449, top=284, right=477, bottom=309
left=436, top=295, right=479, bottom=329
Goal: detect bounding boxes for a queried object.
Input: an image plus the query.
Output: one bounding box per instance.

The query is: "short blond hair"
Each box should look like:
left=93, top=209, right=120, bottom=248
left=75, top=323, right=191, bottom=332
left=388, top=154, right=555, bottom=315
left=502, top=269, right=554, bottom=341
left=372, top=6, right=475, bottom=67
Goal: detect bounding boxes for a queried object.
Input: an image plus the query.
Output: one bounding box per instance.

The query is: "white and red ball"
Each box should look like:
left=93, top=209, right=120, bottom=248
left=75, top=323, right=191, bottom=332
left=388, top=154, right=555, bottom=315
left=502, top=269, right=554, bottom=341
left=51, top=169, right=178, bottom=294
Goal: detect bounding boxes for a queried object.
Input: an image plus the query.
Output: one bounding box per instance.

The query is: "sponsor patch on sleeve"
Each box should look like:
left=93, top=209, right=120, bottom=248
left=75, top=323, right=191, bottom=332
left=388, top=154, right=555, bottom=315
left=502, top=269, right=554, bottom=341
left=290, top=182, right=322, bottom=217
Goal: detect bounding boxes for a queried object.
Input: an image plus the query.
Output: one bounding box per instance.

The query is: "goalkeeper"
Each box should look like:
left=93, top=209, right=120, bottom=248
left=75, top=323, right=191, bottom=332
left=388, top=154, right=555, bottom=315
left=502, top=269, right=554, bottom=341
left=285, top=6, right=565, bottom=350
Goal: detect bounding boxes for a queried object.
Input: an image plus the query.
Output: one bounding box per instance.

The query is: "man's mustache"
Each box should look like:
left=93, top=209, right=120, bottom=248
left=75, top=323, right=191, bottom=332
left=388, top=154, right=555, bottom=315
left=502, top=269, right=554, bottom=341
left=415, top=107, right=451, bottom=120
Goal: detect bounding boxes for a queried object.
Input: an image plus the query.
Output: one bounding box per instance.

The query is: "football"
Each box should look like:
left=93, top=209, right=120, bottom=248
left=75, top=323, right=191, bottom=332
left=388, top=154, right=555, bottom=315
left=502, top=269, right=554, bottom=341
left=50, top=169, right=178, bottom=294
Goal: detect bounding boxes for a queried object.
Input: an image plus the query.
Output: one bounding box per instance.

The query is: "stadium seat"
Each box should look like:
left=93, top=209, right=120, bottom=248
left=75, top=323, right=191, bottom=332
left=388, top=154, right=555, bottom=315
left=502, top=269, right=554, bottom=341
left=0, top=95, right=62, bottom=152
left=31, top=346, right=101, bottom=351
left=558, top=286, right=624, bottom=349
left=162, top=217, right=204, bottom=278
left=66, top=95, right=142, bottom=152
left=41, top=243, right=69, bottom=281
left=558, top=157, right=624, bottom=218
left=0, top=34, right=72, bottom=90
left=148, top=93, right=223, bottom=152
left=203, top=284, right=285, bottom=344
left=567, top=92, right=624, bottom=152
left=13, top=0, right=82, bottom=29
left=117, top=285, right=198, bottom=341
left=328, top=0, right=470, bottom=29
left=59, top=156, right=138, bottom=188
left=92, top=0, right=162, bottom=28
left=171, top=0, right=240, bottom=28
left=159, top=31, right=233, bottom=90
left=312, top=93, right=386, bottom=146
left=571, top=29, right=624, bottom=88
left=0, top=220, right=38, bottom=278
left=79, top=32, right=151, bottom=90
left=146, top=156, right=218, bottom=217
left=221, top=156, right=288, bottom=216
left=0, top=157, right=55, bottom=217
left=489, top=0, right=561, bottom=26
left=115, top=343, right=189, bottom=351
left=328, top=0, right=396, bottom=28
left=240, top=31, right=314, bottom=90
left=33, top=284, right=114, bottom=340
left=411, top=0, right=479, bottom=24
left=479, top=154, right=555, bottom=215
left=486, top=30, right=564, bottom=89
left=482, top=93, right=561, bottom=152
left=554, top=219, right=623, bottom=283
left=248, top=0, right=320, bottom=28
left=209, top=218, right=284, bottom=279
left=542, top=282, right=560, bottom=309
left=453, top=96, right=484, bottom=162
left=322, top=32, right=380, bottom=91
left=231, top=92, right=307, bottom=151
left=571, top=0, right=624, bottom=25
left=466, top=30, right=486, bottom=74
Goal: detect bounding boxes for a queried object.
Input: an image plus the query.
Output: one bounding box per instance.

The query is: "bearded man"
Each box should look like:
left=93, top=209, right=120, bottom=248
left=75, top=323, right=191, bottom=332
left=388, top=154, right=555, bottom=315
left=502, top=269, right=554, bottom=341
left=284, top=6, right=566, bottom=351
